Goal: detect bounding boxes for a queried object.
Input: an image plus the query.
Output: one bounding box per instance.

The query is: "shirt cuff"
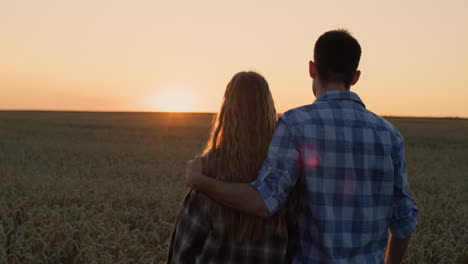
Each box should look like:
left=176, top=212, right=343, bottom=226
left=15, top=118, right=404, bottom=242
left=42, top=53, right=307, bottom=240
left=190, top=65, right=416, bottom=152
left=390, top=205, right=419, bottom=238
left=250, top=168, right=282, bottom=216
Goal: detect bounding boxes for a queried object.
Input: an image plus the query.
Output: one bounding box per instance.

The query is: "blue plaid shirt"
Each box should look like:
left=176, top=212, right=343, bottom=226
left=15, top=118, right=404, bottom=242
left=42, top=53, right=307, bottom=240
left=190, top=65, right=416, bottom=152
left=251, top=91, right=418, bottom=263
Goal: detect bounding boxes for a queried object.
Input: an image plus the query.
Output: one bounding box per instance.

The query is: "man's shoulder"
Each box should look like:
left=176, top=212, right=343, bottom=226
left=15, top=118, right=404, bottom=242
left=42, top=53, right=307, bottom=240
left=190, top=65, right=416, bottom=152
left=367, top=108, right=399, bottom=127
left=361, top=109, right=403, bottom=140
left=280, top=103, right=402, bottom=138
left=279, top=104, right=320, bottom=126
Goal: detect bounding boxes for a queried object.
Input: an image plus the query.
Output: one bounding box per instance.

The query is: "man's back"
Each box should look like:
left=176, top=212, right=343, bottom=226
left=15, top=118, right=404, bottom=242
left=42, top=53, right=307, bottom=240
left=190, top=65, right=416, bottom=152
left=252, top=91, right=418, bottom=263
left=186, top=29, right=418, bottom=264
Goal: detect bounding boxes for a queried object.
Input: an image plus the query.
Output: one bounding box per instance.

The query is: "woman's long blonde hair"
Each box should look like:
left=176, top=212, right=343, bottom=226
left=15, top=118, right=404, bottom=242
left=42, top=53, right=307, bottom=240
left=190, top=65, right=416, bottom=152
left=201, top=71, right=291, bottom=241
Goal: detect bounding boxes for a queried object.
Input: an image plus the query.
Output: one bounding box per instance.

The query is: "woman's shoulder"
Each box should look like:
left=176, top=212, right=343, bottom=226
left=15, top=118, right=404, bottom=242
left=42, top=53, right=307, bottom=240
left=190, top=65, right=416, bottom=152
left=201, top=154, right=221, bottom=176
left=181, top=190, right=212, bottom=219
left=180, top=190, right=204, bottom=211
left=186, top=190, right=204, bottom=206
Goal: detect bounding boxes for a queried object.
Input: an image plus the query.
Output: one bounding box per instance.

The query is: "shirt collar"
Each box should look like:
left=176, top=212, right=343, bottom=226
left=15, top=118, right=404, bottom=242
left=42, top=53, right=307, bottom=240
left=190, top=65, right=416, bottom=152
left=314, top=90, right=366, bottom=108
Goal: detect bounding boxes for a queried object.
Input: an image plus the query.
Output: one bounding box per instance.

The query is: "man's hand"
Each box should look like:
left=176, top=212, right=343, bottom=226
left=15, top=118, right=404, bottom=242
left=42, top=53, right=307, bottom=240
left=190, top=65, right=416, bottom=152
left=185, top=156, right=203, bottom=188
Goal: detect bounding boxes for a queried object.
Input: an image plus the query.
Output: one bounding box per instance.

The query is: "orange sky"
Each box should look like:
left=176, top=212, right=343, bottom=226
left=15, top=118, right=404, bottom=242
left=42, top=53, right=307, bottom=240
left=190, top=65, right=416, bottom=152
left=1, top=0, right=467, bottom=117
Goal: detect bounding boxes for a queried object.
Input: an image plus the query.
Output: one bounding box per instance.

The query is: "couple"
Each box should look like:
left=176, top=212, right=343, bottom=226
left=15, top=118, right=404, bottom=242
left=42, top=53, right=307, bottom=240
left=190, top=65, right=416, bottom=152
left=167, top=29, right=418, bottom=264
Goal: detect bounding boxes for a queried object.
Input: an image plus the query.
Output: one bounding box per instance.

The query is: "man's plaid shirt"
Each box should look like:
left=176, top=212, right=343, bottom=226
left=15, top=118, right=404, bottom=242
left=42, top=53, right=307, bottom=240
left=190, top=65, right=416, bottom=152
left=167, top=190, right=296, bottom=264
left=251, top=91, right=418, bottom=263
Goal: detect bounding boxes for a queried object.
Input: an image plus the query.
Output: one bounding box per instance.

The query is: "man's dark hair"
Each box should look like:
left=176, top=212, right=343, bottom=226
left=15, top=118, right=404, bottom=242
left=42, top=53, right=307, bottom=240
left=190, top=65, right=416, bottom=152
left=314, top=29, right=361, bottom=86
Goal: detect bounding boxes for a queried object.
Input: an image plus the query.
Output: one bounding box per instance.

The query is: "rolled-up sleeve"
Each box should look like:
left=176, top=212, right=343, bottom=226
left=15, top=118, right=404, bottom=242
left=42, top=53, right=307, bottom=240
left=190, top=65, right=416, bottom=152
left=251, top=118, right=300, bottom=216
left=389, top=135, right=419, bottom=238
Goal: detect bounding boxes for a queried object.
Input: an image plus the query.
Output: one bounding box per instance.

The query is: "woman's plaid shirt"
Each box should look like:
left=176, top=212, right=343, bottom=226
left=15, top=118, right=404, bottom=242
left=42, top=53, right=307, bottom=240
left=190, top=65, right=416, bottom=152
left=167, top=190, right=297, bottom=264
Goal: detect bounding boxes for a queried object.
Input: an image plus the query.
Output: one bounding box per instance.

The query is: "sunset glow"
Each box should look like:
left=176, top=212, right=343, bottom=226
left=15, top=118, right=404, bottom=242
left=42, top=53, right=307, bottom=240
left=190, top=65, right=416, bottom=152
left=1, top=0, right=467, bottom=116
left=151, top=88, right=199, bottom=113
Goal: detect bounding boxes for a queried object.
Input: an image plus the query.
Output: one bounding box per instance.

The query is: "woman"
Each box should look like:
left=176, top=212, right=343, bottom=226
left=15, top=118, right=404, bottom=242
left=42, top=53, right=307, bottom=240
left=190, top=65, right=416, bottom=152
left=167, top=71, right=299, bottom=264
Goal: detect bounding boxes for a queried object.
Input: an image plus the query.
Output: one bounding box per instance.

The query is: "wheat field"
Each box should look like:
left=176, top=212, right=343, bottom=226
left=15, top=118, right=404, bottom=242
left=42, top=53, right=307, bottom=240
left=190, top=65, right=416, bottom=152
left=0, top=111, right=467, bottom=264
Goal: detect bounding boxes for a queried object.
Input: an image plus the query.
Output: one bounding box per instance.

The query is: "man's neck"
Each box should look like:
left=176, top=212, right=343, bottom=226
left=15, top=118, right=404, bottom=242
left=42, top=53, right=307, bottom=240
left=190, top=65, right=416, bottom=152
left=324, top=82, right=348, bottom=91
left=315, top=81, right=350, bottom=97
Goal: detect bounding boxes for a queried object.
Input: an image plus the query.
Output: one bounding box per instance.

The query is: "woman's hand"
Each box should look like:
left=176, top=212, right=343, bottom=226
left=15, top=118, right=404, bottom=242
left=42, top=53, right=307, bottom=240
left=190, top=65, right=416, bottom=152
left=185, top=156, right=203, bottom=188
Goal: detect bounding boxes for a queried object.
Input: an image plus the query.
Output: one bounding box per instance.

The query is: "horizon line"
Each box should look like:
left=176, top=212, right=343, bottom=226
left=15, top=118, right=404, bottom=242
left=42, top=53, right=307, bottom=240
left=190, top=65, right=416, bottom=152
left=0, top=109, right=467, bottom=119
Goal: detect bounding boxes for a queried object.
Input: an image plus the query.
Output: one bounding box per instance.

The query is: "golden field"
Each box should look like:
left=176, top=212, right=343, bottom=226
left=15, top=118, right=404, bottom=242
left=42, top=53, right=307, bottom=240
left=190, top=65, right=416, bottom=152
left=0, top=111, right=467, bottom=263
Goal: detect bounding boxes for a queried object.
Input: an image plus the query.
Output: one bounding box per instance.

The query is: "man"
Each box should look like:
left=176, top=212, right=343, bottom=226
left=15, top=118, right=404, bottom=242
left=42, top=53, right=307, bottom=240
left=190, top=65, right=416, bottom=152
left=186, top=29, right=418, bottom=264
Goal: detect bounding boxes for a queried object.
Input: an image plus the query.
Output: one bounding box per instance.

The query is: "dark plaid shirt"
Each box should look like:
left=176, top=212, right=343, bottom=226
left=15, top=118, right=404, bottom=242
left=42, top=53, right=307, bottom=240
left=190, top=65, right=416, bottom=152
left=167, top=190, right=296, bottom=264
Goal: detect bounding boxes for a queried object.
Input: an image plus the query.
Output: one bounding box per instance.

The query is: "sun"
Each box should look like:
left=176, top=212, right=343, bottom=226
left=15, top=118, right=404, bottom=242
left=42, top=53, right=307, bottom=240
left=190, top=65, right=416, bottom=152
left=153, top=88, right=198, bottom=112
